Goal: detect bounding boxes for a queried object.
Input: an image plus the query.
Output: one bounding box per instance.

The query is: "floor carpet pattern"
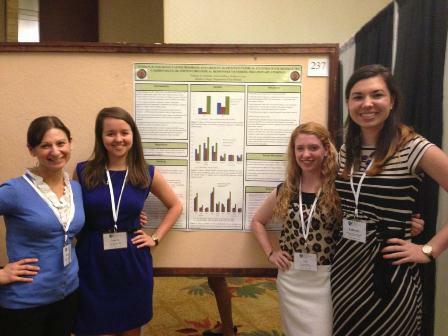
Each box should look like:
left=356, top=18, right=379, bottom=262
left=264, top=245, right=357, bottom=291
left=142, top=277, right=284, bottom=336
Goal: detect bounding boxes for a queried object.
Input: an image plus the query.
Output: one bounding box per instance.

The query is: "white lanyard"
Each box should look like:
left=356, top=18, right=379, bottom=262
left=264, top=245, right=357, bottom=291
left=298, top=180, right=321, bottom=247
left=106, top=168, right=128, bottom=231
left=349, top=160, right=374, bottom=218
left=23, top=173, right=75, bottom=244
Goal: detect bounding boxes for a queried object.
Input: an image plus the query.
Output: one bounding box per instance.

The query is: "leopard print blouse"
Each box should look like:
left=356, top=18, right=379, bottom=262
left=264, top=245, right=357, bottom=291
left=279, top=190, right=339, bottom=265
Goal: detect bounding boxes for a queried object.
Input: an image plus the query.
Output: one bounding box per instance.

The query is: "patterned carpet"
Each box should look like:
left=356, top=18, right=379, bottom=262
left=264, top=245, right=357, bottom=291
left=142, top=277, right=284, bottom=336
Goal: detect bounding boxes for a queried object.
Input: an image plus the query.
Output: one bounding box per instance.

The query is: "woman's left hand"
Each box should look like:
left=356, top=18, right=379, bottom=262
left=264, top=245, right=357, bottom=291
left=410, top=213, right=424, bottom=236
left=139, top=211, right=148, bottom=227
left=131, top=230, right=156, bottom=248
left=382, top=238, right=432, bottom=264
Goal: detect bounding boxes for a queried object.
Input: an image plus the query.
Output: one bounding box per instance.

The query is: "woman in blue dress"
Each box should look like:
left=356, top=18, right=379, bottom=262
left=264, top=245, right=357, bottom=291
left=74, top=107, right=182, bottom=336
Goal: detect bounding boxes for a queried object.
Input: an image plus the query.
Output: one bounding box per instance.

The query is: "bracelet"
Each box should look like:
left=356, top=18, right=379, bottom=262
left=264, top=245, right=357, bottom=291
left=151, top=234, right=159, bottom=246
left=267, top=250, right=274, bottom=260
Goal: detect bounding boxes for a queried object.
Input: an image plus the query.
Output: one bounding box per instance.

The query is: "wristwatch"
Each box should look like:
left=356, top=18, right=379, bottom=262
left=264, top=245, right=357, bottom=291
left=422, top=244, right=434, bottom=261
left=151, top=234, right=159, bottom=246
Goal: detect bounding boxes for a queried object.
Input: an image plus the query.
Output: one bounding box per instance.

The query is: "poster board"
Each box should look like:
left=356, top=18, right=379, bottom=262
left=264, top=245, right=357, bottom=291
left=0, top=43, right=339, bottom=275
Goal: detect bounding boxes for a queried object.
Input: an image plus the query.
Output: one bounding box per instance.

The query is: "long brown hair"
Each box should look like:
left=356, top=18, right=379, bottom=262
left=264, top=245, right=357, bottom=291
left=81, top=107, right=150, bottom=189
left=273, top=122, right=341, bottom=221
left=342, top=64, right=416, bottom=178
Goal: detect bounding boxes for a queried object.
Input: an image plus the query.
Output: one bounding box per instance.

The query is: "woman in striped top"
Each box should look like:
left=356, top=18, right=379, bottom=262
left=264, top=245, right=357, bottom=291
left=331, top=64, right=448, bottom=336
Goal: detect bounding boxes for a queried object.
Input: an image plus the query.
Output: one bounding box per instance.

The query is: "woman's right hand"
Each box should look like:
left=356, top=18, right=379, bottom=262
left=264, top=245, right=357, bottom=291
left=0, top=258, right=39, bottom=285
left=268, top=250, right=292, bottom=271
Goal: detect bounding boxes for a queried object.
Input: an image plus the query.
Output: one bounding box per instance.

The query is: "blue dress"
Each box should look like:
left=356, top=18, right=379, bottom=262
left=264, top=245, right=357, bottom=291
left=74, top=162, right=155, bottom=335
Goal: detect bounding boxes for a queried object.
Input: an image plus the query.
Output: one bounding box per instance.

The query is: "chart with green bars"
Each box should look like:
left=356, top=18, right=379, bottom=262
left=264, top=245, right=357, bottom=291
left=193, top=187, right=242, bottom=213
left=191, top=84, right=245, bottom=121
left=194, top=136, right=243, bottom=162
left=198, top=95, right=230, bottom=115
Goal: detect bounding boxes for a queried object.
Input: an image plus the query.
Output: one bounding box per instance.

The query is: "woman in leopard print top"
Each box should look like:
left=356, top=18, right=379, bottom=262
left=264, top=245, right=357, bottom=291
left=252, top=122, right=340, bottom=336
left=277, top=183, right=340, bottom=266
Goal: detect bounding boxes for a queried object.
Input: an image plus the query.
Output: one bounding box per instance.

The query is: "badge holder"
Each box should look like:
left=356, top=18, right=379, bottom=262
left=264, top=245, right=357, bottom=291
left=295, top=181, right=320, bottom=272
left=343, top=216, right=367, bottom=243
left=103, top=168, right=129, bottom=251
left=63, top=234, right=72, bottom=267
left=103, top=225, right=128, bottom=251
left=344, top=161, right=373, bottom=244
left=294, top=251, right=318, bottom=271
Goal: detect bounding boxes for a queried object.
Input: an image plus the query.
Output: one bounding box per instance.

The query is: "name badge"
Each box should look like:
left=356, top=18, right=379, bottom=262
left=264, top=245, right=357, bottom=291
left=63, top=244, right=72, bottom=267
left=103, top=232, right=128, bottom=250
left=294, top=252, right=317, bottom=272
left=343, top=218, right=367, bottom=243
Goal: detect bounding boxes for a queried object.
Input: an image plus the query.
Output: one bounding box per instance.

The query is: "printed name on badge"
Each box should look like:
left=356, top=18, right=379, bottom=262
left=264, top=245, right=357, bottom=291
left=103, top=232, right=128, bottom=250
left=343, top=218, right=367, bottom=243
left=294, top=252, right=318, bottom=271
left=63, top=244, right=72, bottom=267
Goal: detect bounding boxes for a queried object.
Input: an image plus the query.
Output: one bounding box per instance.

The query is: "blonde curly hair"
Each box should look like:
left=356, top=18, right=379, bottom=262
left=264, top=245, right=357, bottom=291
left=273, top=122, right=341, bottom=221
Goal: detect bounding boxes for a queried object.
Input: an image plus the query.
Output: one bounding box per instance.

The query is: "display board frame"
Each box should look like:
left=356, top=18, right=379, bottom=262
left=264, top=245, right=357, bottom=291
left=0, top=43, right=339, bottom=276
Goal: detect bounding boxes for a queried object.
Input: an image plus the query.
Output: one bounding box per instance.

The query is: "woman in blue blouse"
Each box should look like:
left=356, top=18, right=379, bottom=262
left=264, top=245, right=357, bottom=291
left=0, top=116, right=85, bottom=336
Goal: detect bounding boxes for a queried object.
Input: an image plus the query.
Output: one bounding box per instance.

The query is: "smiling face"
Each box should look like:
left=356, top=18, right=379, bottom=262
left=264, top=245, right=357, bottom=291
left=102, top=117, right=133, bottom=162
left=29, top=128, right=72, bottom=174
left=347, top=75, right=395, bottom=134
left=294, top=133, right=327, bottom=175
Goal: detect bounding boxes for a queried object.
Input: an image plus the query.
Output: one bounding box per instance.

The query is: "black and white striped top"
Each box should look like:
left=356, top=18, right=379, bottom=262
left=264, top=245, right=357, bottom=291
left=331, top=136, right=433, bottom=336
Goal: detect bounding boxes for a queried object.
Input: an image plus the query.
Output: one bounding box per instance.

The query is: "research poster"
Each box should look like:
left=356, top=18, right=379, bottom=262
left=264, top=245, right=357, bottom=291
left=134, top=63, right=302, bottom=231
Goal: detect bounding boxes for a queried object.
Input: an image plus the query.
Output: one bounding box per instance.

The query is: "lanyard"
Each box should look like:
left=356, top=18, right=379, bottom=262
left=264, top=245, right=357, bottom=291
left=350, top=160, right=374, bottom=218
left=23, top=173, right=75, bottom=244
left=106, top=168, right=128, bottom=231
left=298, top=180, right=321, bottom=247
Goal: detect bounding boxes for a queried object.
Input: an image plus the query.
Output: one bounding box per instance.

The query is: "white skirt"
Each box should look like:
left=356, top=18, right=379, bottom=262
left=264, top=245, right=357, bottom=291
left=276, top=266, right=332, bottom=336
